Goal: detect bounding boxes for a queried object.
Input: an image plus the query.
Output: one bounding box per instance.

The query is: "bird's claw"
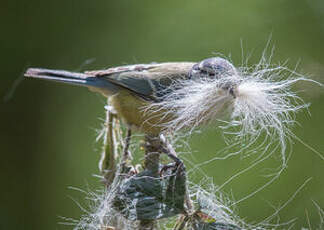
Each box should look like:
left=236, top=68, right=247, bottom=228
left=160, top=160, right=184, bottom=177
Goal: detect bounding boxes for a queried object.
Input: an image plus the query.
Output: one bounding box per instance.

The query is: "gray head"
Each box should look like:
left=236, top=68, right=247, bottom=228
left=189, top=57, right=238, bottom=98
left=189, top=57, right=237, bottom=79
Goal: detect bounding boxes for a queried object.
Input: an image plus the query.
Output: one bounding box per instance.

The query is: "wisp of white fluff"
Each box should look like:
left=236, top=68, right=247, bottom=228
left=146, top=59, right=322, bottom=167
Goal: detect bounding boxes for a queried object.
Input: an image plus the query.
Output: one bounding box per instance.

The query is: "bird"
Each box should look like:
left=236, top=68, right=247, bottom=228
left=25, top=57, right=238, bottom=167
left=24, top=57, right=237, bottom=136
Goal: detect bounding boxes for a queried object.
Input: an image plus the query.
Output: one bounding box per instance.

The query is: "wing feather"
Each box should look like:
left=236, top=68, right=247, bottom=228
left=87, top=62, right=195, bottom=101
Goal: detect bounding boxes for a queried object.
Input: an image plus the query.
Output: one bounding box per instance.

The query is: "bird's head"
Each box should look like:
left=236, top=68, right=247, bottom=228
left=189, top=57, right=239, bottom=98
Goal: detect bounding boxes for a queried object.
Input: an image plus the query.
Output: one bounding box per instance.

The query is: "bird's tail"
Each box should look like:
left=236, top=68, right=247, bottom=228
left=24, top=68, right=118, bottom=94
left=24, top=68, right=95, bottom=86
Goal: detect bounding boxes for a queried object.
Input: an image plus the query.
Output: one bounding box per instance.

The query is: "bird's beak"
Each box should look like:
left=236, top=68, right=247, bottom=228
left=229, top=87, right=236, bottom=98
left=221, top=83, right=237, bottom=99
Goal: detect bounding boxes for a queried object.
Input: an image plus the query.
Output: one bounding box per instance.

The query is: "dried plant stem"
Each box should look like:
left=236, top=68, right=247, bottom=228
left=121, top=129, right=132, bottom=173
left=99, top=107, right=118, bottom=186
left=138, top=135, right=161, bottom=230
left=143, top=135, right=161, bottom=176
left=184, top=177, right=194, bottom=214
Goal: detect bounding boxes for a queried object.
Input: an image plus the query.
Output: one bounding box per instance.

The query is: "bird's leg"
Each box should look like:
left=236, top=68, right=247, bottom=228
left=159, top=134, right=184, bottom=176
left=159, top=163, right=177, bottom=177
left=159, top=134, right=182, bottom=164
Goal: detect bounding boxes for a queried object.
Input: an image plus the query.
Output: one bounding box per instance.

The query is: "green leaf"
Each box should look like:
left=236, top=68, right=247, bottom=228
left=114, top=167, right=186, bottom=221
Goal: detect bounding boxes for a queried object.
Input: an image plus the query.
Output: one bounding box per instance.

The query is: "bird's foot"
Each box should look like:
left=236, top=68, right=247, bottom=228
left=160, top=159, right=184, bottom=177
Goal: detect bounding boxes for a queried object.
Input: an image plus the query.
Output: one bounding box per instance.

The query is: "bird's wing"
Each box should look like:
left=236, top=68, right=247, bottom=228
left=86, top=62, right=195, bottom=101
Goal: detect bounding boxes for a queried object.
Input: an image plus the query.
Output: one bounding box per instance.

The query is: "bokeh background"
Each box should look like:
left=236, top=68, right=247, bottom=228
left=1, top=0, right=324, bottom=229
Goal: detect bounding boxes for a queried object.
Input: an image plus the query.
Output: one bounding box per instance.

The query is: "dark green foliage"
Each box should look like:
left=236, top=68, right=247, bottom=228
left=114, top=166, right=186, bottom=221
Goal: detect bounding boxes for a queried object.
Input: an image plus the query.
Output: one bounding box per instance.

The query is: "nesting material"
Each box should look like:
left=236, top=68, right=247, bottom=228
left=146, top=58, right=321, bottom=167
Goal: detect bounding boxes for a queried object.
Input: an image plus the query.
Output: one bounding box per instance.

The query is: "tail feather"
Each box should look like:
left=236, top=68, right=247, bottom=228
left=24, top=68, right=92, bottom=86
left=24, top=68, right=119, bottom=95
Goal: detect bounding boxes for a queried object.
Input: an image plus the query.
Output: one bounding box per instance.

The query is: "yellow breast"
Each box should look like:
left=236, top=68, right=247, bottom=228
left=110, top=90, right=173, bottom=135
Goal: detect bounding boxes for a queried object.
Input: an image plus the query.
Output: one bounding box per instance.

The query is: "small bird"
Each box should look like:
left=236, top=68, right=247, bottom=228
left=24, top=57, right=314, bottom=174
left=24, top=57, right=237, bottom=135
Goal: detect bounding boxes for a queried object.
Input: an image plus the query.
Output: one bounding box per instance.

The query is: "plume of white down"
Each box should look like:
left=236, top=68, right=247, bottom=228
left=145, top=58, right=322, bottom=168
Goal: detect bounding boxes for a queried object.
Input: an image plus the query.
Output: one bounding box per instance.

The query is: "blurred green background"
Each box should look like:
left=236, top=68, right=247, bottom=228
left=1, top=0, right=324, bottom=229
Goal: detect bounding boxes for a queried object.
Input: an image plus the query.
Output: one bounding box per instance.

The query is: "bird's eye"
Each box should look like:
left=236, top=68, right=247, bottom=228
left=200, top=69, right=207, bottom=74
